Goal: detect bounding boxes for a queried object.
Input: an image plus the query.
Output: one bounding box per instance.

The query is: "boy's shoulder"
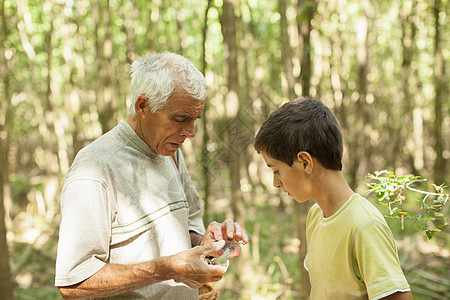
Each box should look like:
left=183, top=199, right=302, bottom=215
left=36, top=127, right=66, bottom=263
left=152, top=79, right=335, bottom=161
left=308, top=194, right=388, bottom=228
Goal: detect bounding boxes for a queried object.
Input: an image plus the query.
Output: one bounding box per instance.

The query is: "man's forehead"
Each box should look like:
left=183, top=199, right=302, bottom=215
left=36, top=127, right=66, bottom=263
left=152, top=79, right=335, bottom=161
left=164, top=96, right=204, bottom=117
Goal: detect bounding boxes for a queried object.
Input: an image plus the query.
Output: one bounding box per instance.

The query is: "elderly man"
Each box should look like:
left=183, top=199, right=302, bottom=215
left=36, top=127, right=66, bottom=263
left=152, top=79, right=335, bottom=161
left=55, top=52, right=248, bottom=299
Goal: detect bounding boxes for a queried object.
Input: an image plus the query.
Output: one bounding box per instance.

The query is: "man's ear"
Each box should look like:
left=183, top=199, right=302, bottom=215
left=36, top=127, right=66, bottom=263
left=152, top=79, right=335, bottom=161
left=134, top=96, right=148, bottom=119
left=296, top=151, right=313, bottom=174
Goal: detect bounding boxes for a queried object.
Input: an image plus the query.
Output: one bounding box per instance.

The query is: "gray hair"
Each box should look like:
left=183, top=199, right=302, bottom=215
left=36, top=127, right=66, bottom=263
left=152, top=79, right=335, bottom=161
left=128, top=52, right=207, bottom=116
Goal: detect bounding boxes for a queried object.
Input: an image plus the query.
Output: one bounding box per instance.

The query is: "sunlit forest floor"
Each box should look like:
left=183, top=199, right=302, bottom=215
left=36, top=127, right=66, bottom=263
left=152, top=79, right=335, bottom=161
left=8, top=192, right=450, bottom=300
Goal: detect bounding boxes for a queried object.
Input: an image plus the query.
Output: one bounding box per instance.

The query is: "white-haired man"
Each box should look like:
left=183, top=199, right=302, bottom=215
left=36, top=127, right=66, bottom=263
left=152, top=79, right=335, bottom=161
left=55, top=52, right=248, bottom=299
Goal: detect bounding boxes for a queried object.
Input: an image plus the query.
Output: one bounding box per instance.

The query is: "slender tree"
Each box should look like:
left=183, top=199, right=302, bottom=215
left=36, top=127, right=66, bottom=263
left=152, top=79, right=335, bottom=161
left=0, top=0, right=14, bottom=297
left=433, top=0, right=446, bottom=184
left=220, top=0, right=245, bottom=230
left=296, top=0, right=316, bottom=297
left=279, top=0, right=296, bottom=99
left=219, top=0, right=249, bottom=289
left=200, top=0, right=213, bottom=224
left=96, top=0, right=116, bottom=133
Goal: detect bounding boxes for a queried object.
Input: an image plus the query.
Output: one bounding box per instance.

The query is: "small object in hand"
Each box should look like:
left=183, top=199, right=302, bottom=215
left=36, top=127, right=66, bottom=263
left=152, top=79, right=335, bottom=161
left=209, top=247, right=230, bottom=265
left=206, top=239, right=244, bottom=265
left=217, top=238, right=242, bottom=258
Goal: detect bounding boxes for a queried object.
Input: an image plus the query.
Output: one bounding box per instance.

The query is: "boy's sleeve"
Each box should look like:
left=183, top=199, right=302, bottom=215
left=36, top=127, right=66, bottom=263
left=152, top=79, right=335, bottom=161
left=353, top=221, right=411, bottom=300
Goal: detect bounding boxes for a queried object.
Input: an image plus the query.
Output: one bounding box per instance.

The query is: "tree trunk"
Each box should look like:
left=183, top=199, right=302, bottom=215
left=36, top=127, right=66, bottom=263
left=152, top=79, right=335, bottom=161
left=220, top=0, right=244, bottom=231
left=42, top=1, right=60, bottom=217
left=0, top=0, right=14, bottom=297
left=175, top=0, right=186, bottom=55
left=279, top=0, right=296, bottom=99
left=296, top=0, right=316, bottom=298
left=96, top=0, right=116, bottom=133
left=119, top=0, right=138, bottom=65
left=200, top=0, right=213, bottom=225
left=219, top=0, right=248, bottom=287
left=401, top=0, right=421, bottom=175
left=297, top=0, right=315, bottom=97
left=0, top=180, right=13, bottom=299
left=433, top=0, right=445, bottom=184
left=357, top=0, right=372, bottom=175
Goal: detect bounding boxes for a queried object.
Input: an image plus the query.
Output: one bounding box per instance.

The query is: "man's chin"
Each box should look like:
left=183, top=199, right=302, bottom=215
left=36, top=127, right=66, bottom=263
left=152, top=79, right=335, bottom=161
left=159, top=144, right=181, bottom=156
left=158, top=150, right=177, bottom=156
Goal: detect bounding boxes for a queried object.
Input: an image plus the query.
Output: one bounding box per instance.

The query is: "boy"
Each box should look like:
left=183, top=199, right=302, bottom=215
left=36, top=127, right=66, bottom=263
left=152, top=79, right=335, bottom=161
left=254, top=97, right=412, bottom=300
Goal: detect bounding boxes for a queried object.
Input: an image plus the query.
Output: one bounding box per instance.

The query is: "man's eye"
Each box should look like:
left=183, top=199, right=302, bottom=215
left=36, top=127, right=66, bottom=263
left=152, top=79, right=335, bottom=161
left=273, top=171, right=279, bottom=175
left=174, top=118, right=186, bottom=122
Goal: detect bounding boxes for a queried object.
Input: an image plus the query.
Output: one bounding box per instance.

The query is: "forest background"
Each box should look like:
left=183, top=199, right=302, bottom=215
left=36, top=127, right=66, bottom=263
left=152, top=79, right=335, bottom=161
left=0, top=0, right=449, bottom=299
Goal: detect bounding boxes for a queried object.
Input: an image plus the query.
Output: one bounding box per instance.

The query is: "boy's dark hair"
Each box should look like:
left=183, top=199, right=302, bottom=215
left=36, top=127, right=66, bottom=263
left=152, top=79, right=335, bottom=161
left=254, top=97, right=343, bottom=170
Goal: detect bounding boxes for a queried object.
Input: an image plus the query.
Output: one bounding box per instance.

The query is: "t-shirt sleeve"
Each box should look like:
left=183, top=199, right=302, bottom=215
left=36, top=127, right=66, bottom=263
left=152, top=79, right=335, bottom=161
left=176, top=150, right=206, bottom=235
left=353, top=221, right=410, bottom=300
left=55, top=178, right=113, bottom=287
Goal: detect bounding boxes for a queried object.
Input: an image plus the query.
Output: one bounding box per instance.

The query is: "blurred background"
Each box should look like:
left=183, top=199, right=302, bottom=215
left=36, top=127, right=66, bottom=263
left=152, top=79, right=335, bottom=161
left=0, top=0, right=448, bottom=299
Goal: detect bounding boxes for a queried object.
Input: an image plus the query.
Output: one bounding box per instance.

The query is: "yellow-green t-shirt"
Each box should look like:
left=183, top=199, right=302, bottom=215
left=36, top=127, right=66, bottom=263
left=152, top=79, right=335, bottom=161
left=305, top=193, right=410, bottom=300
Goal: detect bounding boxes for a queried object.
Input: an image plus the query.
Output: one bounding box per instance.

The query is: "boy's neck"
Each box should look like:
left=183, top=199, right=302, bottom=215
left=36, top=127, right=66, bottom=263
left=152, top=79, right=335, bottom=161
left=313, top=170, right=354, bottom=218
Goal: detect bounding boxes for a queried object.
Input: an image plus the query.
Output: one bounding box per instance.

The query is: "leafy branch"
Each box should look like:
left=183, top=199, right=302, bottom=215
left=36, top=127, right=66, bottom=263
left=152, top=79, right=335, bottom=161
left=364, top=170, right=449, bottom=239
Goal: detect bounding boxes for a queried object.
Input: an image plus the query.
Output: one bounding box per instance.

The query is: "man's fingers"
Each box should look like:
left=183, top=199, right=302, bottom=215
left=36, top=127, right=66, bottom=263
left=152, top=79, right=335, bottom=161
left=222, top=218, right=235, bottom=239
left=207, top=221, right=224, bottom=241
left=233, top=222, right=248, bottom=243
left=203, top=240, right=225, bottom=256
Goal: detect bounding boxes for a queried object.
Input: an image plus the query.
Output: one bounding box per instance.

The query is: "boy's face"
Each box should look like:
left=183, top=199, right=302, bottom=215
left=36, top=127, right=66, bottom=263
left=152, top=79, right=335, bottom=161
left=261, top=151, right=313, bottom=203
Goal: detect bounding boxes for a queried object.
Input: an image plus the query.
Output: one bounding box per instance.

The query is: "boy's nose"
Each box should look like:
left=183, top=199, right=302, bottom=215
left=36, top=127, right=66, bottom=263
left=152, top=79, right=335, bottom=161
left=273, top=177, right=282, bottom=188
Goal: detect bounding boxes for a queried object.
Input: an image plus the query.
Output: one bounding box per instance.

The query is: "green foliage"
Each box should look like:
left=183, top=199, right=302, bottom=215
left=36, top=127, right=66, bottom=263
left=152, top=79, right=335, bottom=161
left=365, top=170, right=449, bottom=239
left=11, top=240, right=59, bottom=300
left=2, top=0, right=449, bottom=298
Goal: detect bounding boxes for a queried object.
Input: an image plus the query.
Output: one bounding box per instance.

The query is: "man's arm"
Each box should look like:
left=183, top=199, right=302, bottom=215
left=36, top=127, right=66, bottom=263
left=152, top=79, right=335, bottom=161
left=190, top=230, right=203, bottom=247
left=58, top=242, right=227, bottom=300
left=381, top=291, right=413, bottom=300
left=59, top=260, right=166, bottom=300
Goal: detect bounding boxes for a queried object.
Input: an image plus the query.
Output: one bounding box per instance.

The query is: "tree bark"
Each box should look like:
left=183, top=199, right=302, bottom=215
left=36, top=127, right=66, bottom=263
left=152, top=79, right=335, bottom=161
left=119, top=0, right=138, bottom=65
left=401, top=0, right=421, bottom=175
left=279, top=0, right=296, bottom=99
left=0, top=179, right=13, bottom=299
left=433, top=0, right=445, bottom=184
left=0, top=0, right=14, bottom=297
left=296, top=0, right=316, bottom=297
left=200, top=0, right=213, bottom=225
left=96, top=0, right=116, bottom=133
left=219, top=0, right=248, bottom=286
left=220, top=0, right=244, bottom=231
left=297, top=0, right=315, bottom=97
left=357, top=0, right=372, bottom=175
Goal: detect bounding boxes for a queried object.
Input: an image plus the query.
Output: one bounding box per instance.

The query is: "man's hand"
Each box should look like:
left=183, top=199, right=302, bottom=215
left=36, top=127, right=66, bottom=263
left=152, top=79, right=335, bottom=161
left=58, top=241, right=229, bottom=299
left=168, top=240, right=228, bottom=288
left=201, top=218, right=249, bottom=254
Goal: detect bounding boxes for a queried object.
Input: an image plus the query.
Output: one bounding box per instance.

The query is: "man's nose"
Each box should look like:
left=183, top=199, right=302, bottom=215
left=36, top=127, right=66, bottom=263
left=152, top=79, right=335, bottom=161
left=180, top=120, right=195, bottom=138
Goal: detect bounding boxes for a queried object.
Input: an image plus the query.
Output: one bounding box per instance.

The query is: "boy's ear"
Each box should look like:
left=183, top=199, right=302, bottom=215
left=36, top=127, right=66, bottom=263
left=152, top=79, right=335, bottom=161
left=296, top=151, right=313, bottom=174
left=135, top=96, right=148, bottom=119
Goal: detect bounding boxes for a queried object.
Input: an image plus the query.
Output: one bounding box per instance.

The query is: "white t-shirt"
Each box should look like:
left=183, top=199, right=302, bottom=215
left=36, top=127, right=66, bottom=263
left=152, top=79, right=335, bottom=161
left=55, top=120, right=205, bottom=299
left=305, top=193, right=410, bottom=300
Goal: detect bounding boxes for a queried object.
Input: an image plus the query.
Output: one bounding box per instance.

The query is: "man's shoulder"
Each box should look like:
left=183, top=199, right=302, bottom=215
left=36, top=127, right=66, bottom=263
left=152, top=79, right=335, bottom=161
left=76, top=125, right=127, bottom=162
left=65, top=126, right=127, bottom=181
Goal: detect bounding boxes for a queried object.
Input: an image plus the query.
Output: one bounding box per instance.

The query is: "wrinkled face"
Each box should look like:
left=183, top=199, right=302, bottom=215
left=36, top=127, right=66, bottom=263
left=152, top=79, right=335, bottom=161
left=261, top=151, right=312, bottom=203
left=136, top=88, right=204, bottom=156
